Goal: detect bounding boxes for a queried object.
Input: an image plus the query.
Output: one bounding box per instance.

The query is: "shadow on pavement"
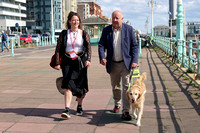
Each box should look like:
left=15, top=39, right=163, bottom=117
left=0, top=107, right=137, bottom=126
left=96, top=110, right=137, bottom=126
left=0, top=108, right=65, bottom=122
left=155, top=47, right=200, bottom=116
left=145, top=47, right=181, bottom=133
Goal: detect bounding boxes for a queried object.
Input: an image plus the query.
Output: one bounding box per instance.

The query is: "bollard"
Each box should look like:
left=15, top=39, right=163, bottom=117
left=36, top=38, right=38, bottom=46
left=7, top=38, right=10, bottom=47
left=39, top=38, right=41, bottom=46
left=18, top=36, right=21, bottom=48
left=42, top=37, right=44, bottom=46
left=10, top=38, right=14, bottom=56
left=47, top=37, right=49, bottom=45
left=46, top=37, right=48, bottom=45
left=46, top=37, right=48, bottom=46
left=197, top=41, right=200, bottom=79
left=139, top=38, right=142, bottom=57
left=45, top=37, right=47, bottom=46
left=49, top=36, right=52, bottom=45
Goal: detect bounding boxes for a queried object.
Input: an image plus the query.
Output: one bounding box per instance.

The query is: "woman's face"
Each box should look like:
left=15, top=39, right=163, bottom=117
left=69, top=15, right=80, bottom=29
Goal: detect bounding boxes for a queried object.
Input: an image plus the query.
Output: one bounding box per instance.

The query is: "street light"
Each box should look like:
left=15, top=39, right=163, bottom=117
left=19, top=3, right=22, bottom=34
left=51, top=0, right=56, bottom=44
left=168, top=11, right=173, bottom=38
left=145, top=17, right=149, bottom=34
left=148, top=0, right=157, bottom=37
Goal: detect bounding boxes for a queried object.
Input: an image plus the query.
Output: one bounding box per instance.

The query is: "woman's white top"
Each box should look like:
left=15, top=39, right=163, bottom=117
left=65, top=29, right=83, bottom=53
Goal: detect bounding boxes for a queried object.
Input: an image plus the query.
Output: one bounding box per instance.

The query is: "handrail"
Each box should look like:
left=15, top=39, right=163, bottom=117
left=154, top=36, right=200, bottom=79
left=0, top=36, right=57, bottom=57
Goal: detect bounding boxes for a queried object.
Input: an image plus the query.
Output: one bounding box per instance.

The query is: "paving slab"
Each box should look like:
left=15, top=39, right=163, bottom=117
left=0, top=45, right=199, bottom=133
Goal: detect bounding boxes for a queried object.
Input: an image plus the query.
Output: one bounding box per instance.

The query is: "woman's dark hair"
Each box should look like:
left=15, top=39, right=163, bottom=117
left=66, top=11, right=82, bottom=29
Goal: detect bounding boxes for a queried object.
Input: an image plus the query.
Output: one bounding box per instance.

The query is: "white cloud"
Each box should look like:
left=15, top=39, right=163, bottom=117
left=98, top=0, right=200, bottom=33
left=155, top=5, right=168, bottom=13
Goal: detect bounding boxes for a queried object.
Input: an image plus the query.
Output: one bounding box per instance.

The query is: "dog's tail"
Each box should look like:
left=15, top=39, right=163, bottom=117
left=139, top=72, right=146, bottom=82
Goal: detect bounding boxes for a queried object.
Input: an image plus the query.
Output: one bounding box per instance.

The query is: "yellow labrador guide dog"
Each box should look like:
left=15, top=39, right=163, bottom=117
left=126, top=70, right=146, bottom=126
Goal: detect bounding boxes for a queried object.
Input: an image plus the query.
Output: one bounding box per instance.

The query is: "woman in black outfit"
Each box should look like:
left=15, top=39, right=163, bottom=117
left=54, top=11, right=91, bottom=119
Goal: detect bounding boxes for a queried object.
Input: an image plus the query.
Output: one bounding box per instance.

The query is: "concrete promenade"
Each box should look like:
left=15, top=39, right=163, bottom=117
left=0, top=45, right=199, bottom=133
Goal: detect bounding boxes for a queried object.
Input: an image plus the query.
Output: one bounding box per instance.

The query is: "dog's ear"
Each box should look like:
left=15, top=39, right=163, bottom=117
left=138, top=89, right=146, bottom=100
left=137, top=90, right=142, bottom=100
left=140, top=72, right=146, bottom=81
left=126, top=91, right=130, bottom=102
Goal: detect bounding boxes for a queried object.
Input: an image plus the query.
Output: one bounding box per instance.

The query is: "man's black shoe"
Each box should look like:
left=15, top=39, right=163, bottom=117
left=122, top=112, right=132, bottom=121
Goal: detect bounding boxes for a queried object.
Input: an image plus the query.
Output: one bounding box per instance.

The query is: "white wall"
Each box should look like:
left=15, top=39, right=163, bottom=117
left=0, top=19, right=26, bottom=30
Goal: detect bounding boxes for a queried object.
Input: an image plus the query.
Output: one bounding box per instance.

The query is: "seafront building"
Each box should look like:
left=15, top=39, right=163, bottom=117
left=0, top=0, right=27, bottom=33
left=26, top=0, right=62, bottom=34
left=186, top=21, right=200, bottom=42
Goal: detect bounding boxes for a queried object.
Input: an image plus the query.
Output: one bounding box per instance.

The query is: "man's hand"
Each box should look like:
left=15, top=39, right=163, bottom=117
left=131, top=63, right=138, bottom=68
left=100, top=59, right=107, bottom=66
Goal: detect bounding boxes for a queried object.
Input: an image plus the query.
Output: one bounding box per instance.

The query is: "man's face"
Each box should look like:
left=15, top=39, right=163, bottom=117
left=112, top=11, right=123, bottom=29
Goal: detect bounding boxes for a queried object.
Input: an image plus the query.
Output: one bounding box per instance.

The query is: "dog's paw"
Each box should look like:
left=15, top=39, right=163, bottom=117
left=136, top=121, right=141, bottom=126
left=132, top=114, right=137, bottom=120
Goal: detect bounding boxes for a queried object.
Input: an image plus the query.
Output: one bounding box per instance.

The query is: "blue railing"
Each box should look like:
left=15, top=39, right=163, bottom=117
left=0, top=36, right=58, bottom=56
left=154, top=36, right=200, bottom=79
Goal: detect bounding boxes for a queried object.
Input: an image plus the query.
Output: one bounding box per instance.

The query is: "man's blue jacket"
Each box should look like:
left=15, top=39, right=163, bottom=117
left=98, top=23, right=138, bottom=73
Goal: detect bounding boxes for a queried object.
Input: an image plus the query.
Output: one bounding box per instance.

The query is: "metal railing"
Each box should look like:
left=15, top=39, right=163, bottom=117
left=154, top=36, right=200, bottom=79
left=1, top=36, right=58, bottom=56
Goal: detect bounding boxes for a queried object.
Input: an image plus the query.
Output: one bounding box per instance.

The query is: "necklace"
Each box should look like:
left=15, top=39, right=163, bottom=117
left=72, top=32, right=76, bottom=39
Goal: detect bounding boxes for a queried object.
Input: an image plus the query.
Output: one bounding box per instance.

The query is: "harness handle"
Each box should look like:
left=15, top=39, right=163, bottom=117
left=128, top=66, right=140, bottom=91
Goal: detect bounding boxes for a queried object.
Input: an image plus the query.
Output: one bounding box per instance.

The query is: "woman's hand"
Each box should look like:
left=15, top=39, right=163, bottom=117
left=54, top=65, right=61, bottom=70
left=85, top=61, right=91, bottom=67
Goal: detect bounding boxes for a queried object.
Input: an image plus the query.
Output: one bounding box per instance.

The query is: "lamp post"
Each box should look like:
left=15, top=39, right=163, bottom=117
left=148, top=0, right=156, bottom=37
left=51, top=0, right=56, bottom=45
left=19, top=3, right=22, bottom=34
left=176, top=0, right=184, bottom=64
left=168, top=11, right=173, bottom=38
left=145, top=17, right=149, bottom=34
left=176, top=0, right=184, bottom=41
left=170, top=19, right=172, bottom=38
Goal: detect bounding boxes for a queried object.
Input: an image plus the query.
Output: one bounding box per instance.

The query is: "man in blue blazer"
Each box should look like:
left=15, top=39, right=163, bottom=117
left=98, top=10, right=138, bottom=120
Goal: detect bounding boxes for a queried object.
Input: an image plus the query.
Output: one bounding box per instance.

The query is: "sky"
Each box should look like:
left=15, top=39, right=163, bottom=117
left=97, top=0, right=200, bottom=34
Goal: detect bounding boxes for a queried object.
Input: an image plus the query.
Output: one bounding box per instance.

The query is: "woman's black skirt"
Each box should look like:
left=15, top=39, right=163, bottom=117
left=61, top=53, right=88, bottom=97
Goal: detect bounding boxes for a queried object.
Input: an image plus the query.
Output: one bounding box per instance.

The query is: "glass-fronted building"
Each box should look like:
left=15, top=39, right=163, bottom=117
left=187, top=22, right=200, bottom=35
left=26, top=0, right=62, bottom=34
left=187, top=21, right=200, bottom=42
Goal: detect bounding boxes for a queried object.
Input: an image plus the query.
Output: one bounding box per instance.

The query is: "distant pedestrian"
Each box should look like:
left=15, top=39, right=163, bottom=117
left=53, top=11, right=91, bottom=119
left=98, top=10, right=138, bottom=121
left=192, top=52, right=197, bottom=60
left=192, top=52, right=197, bottom=69
left=1, top=30, right=9, bottom=52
